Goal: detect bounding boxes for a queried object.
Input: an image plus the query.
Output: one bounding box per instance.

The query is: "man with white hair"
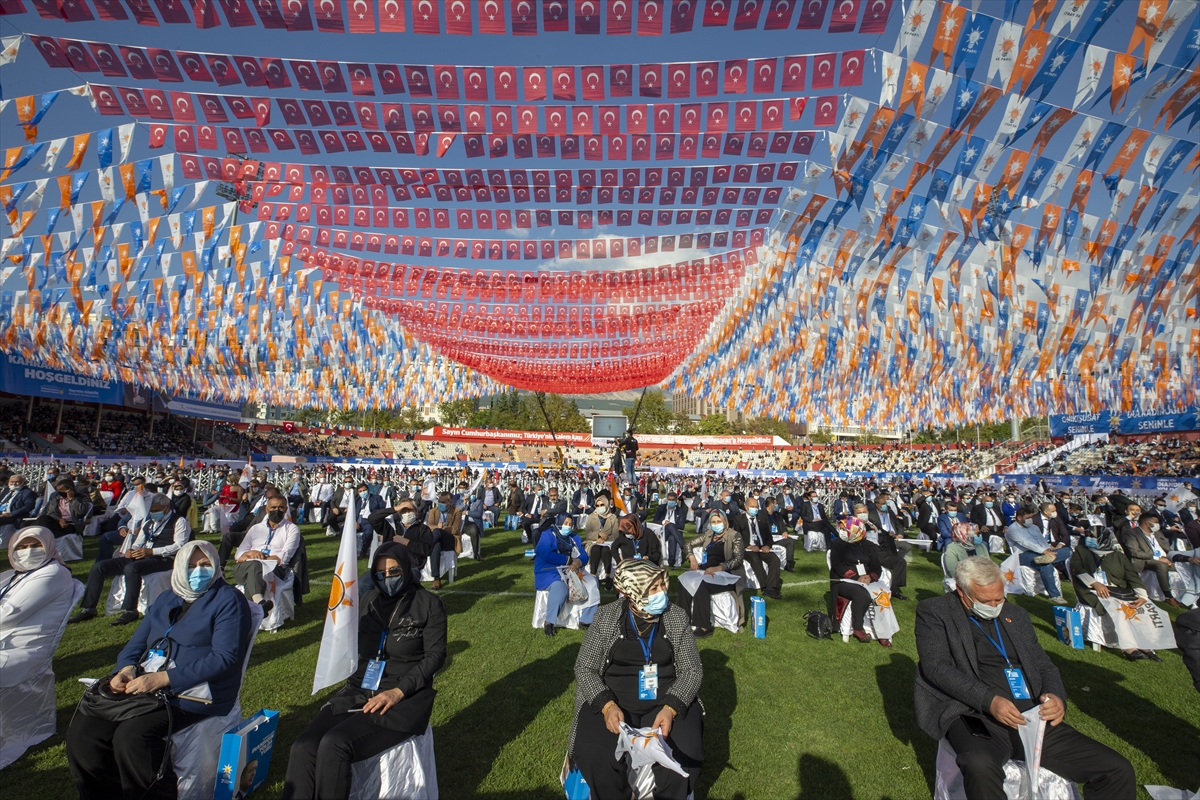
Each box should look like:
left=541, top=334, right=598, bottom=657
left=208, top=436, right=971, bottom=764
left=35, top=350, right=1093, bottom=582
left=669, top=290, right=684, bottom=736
left=913, top=556, right=1134, bottom=799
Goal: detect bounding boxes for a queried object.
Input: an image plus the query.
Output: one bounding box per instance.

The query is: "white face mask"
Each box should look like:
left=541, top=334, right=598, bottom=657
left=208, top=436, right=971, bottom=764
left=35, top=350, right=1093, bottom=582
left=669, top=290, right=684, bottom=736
left=10, top=544, right=48, bottom=572
left=856, top=512, right=869, bottom=521
left=1045, top=511, right=1057, bottom=519
left=972, top=598, right=1004, bottom=620
left=401, top=512, right=417, bottom=526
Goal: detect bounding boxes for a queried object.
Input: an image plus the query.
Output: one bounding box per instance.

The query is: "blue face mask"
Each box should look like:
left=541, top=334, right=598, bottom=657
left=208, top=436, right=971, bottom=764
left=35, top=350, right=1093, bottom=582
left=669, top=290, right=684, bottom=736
left=972, top=535, right=984, bottom=545
left=148, top=509, right=166, bottom=521
left=748, top=507, right=759, bottom=516
left=358, top=491, right=369, bottom=500
left=437, top=502, right=447, bottom=512
left=187, top=565, right=214, bottom=592
left=642, top=591, right=669, bottom=616
left=667, top=500, right=677, bottom=507
left=984, top=501, right=993, bottom=508
left=1084, top=537, right=1099, bottom=549
left=710, top=522, right=725, bottom=534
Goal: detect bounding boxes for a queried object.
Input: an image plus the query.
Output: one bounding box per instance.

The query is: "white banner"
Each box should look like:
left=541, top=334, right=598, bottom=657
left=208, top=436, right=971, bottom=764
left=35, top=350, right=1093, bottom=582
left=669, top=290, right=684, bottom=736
left=1097, top=596, right=1177, bottom=651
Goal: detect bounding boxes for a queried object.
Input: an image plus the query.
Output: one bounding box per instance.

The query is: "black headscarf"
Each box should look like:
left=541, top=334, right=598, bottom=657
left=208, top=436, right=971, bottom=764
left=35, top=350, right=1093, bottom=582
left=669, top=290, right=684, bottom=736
left=366, top=542, right=415, bottom=624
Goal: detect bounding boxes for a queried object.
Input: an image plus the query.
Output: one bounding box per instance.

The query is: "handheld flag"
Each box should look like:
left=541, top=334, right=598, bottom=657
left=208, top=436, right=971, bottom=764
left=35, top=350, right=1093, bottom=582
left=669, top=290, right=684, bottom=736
left=313, top=491, right=359, bottom=694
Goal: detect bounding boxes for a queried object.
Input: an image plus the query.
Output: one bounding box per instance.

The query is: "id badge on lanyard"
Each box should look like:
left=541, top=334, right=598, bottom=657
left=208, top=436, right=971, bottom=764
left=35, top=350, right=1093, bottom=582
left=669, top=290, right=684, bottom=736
left=362, top=630, right=388, bottom=691
left=633, top=611, right=659, bottom=701
left=1094, top=567, right=1108, bottom=586
left=973, top=617, right=1031, bottom=701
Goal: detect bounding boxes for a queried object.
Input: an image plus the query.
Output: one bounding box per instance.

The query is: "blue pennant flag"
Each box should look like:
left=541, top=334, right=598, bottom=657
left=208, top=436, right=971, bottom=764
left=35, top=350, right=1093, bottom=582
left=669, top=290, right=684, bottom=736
left=953, top=13, right=993, bottom=79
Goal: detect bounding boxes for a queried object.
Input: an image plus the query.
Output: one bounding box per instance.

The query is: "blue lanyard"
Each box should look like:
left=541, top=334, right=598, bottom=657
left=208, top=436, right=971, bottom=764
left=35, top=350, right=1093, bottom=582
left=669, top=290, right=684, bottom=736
left=628, top=609, right=657, bottom=664
left=970, top=617, right=1012, bottom=667
left=375, top=629, right=388, bottom=658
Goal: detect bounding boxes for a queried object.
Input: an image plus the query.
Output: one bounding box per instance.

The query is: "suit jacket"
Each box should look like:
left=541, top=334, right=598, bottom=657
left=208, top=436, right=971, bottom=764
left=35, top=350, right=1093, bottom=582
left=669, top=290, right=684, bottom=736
left=505, top=487, right=524, bottom=513
left=366, top=508, right=435, bottom=566
left=0, top=486, right=37, bottom=520
left=969, top=504, right=1006, bottom=532
left=832, top=499, right=856, bottom=518
left=799, top=500, right=829, bottom=525
left=653, top=504, right=686, bottom=530
left=763, top=510, right=790, bottom=545
left=868, top=508, right=904, bottom=555
left=570, top=488, right=596, bottom=515
left=425, top=505, right=464, bottom=537
left=42, top=492, right=91, bottom=534
left=1030, top=513, right=1071, bottom=547
left=913, top=591, right=1066, bottom=740
left=1119, top=526, right=1172, bottom=571
left=937, top=512, right=967, bottom=542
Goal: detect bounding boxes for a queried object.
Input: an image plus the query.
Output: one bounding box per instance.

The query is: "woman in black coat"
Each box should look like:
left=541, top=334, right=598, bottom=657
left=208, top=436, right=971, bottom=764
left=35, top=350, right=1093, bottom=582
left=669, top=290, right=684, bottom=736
left=283, top=543, right=447, bottom=800
left=829, top=516, right=889, bottom=646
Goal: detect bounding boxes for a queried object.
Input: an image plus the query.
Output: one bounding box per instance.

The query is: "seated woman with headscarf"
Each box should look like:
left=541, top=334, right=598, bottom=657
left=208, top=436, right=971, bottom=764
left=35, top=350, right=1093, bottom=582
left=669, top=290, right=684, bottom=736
left=584, top=500, right=620, bottom=589
left=1, top=527, right=80, bottom=688
left=614, top=513, right=663, bottom=567
left=829, top=517, right=890, bottom=647
left=66, top=541, right=253, bottom=799
left=1070, top=528, right=1160, bottom=662
left=677, top=509, right=745, bottom=639
left=942, top=521, right=990, bottom=583
left=284, top=543, right=447, bottom=799
left=570, top=560, right=704, bottom=800
left=534, top=515, right=596, bottom=636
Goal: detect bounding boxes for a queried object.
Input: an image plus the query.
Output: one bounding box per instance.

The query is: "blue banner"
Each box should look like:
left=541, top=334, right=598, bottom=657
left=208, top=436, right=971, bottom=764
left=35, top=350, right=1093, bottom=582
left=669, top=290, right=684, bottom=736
left=0, top=352, right=125, bottom=404
left=1050, top=409, right=1199, bottom=436
left=993, top=474, right=1200, bottom=493
left=153, top=393, right=243, bottom=422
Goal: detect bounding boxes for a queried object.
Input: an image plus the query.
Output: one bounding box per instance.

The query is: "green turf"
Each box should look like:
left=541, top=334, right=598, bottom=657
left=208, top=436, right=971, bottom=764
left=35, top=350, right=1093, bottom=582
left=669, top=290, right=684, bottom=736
left=2, top=521, right=1197, bottom=799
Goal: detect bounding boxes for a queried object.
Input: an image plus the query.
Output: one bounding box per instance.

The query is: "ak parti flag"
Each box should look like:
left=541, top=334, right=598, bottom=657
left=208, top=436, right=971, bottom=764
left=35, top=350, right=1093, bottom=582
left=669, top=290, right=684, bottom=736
left=313, top=491, right=359, bottom=694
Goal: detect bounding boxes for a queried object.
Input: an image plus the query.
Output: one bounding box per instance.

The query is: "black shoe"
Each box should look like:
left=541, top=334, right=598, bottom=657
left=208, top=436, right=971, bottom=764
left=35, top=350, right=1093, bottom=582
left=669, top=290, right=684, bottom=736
left=693, top=628, right=713, bottom=639
left=110, top=611, right=140, bottom=626
left=543, top=622, right=557, bottom=637
left=1125, top=650, right=1149, bottom=661
left=1142, top=650, right=1163, bottom=662
left=69, top=608, right=97, bottom=624
left=892, top=591, right=910, bottom=601
left=261, top=600, right=274, bottom=617
left=765, top=589, right=783, bottom=600
left=784, top=565, right=795, bottom=573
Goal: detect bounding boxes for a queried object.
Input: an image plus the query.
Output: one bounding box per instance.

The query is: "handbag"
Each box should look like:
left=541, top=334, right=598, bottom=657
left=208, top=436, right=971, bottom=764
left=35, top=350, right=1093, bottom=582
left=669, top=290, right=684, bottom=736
left=559, top=566, right=588, bottom=604
left=804, top=610, right=833, bottom=640
left=77, top=674, right=168, bottom=722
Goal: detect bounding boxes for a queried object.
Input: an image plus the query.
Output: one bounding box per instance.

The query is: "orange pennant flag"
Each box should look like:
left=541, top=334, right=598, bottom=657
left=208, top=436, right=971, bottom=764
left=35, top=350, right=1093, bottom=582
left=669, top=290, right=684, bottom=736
left=64, top=134, right=90, bottom=171
left=1111, top=53, right=1137, bottom=112
left=930, top=1, right=967, bottom=70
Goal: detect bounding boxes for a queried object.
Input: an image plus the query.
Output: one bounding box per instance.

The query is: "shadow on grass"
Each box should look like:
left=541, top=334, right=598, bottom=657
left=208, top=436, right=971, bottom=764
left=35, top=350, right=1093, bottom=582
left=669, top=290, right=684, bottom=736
left=1047, top=654, right=1200, bottom=788
left=796, top=753, right=853, bottom=800
left=435, top=641, right=581, bottom=796
left=875, top=652, right=938, bottom=794
left=695, top=649, right=736, bottom=800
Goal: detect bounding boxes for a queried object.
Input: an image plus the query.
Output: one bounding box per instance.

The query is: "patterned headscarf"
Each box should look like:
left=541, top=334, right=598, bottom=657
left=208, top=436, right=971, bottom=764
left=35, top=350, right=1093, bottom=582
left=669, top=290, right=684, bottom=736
left=612, top=559, right=668, bottom=617
left=952, top=522, right=977, bottom=545
left=836, top=516, right=866, bottom=543
left=618, top=514, right=643, bottom=539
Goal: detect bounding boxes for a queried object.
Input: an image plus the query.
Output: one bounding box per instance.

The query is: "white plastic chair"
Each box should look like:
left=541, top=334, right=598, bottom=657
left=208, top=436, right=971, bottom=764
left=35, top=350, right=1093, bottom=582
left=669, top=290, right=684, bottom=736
left=803, top=530, right=827, bottom=552
left=235, top=563, right=295, bottom=632
left=941, top=552, right=956, bottom=594
left=419, top=551, right=458, bottom=584
left=348, top=724, right=439, bottom=800
left=169, top=602, right=265, bottom=800
left=106, top=570, right=175, bottom=616
left=742, top=545, right=787, bottom=590
left=0, top=582, right=84, bottom=769
left=1075, top=603, right=1108, bottom=652
left=57, top=533, right=84, bottom=562
left=1139, top=570, right=1167, bottom=602
left=933, top=737, right=1081, bottom=800
left=0, top=524, right=16, bottom=549
left=682, top=550, right=740, bottom=633
left=532, top=572, right=601, bottom=630
left=988, top=535, right=1008, bottom=554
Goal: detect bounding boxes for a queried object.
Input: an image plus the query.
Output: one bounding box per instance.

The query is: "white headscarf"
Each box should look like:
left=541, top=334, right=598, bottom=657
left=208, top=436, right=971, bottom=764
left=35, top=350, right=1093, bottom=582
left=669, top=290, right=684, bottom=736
left=171, top=540, right=221, bottom=602
left=6, top=526, right=61, bottom=572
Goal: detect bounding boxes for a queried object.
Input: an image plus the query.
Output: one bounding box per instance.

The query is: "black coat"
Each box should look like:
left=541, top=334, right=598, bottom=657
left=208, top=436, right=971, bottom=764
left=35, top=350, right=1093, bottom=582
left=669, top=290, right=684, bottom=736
left=830, top=539, right=883, bottom=583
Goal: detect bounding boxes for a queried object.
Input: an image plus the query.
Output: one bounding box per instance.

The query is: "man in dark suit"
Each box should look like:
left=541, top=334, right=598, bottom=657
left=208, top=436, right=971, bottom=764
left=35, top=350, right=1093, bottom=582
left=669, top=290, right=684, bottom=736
left=0, top=474, right=37, bottom=528
left=864, top=499, right=910, bottom=600
left=652, top=491, right=687, bottom=567
left=916, top=490, right=941, bottom=540
left=969, top=493, right=1007, bottom=539
left=914, top=556, right=1135, bottom=799
left=1030, top=502, right=1072, bottom=548
left=763, top=495, right=795, bottom=571
left=521, top=484, right=565, bottom=543
left=367, top=497, right=434, bottom=574
left=799, top=490, right=834, bottom=542
left=570, top=485, right=596, bottom=522
left=832, top=491, right=856, bottom=519
left=737, top=497, right=782, bottom=599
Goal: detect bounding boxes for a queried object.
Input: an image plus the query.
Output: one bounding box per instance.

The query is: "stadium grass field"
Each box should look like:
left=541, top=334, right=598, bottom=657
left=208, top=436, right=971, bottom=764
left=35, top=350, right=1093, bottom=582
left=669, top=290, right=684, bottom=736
left=3, top=519, right=1197, bottom=799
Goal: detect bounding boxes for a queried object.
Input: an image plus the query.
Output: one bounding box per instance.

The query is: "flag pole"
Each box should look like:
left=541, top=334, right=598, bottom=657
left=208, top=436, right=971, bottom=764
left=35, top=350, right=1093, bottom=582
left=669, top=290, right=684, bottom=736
left=627, top=385, right=650, bottom=433
left=532, top=392, right=564, bottom=470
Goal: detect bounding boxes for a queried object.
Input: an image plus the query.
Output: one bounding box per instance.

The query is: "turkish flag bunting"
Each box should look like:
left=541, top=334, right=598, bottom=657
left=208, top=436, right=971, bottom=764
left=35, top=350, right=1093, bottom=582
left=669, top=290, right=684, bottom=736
left=764, top=0, right=794, bottom=29
left=412, top=0, right=441, bottom=32
left=378, top=0, right=405, bottom=30
left=638, top=0, right=663, bottom=34
left=445, top=0, right=473, bottom=33
left=796, top=0, right=827, bottom=29
left=734, top=0, right=764, bottom=29
left=608, top=0, right=632, bottom=34
left=703, top=0, right=729, bottom=26
left=814, top=95, right=838, bottom=126
left=828, top=0, right=860, bottom=32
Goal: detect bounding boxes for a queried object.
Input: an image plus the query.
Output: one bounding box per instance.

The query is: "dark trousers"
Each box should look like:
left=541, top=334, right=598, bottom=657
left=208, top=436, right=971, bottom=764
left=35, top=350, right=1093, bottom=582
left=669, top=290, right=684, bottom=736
left=744, top=550, right=781, bottom=593
left=879, top=552, right=908, bottom=589
left=588, top=544, right=614, bottom=581
left=218, top=529, right=247, bottom=569
left=67, top=705, right=206, bottom=800
left=358, top=521, right=375, bottom=557
left=427, top=530, right=456, bottom=580
left=462, top=521, right=481, bottom=559
left=677, top=579, right=737, bottom=633
left=82, top=556, right=173, bottom=612
left=36, top=515, right=75, bottom=538
left=662, top=524, right=686, bottom=567
left=96, top=529, right=126, bottom=562
left=282, top=705, right=415, bottom=800
left=233, top=559, right=285, bottom=598
left=834, top=581, right=873, bottom=630
left=574, top=702, right=703, bottom=800
left=945, top=715, right=1135, bottom=800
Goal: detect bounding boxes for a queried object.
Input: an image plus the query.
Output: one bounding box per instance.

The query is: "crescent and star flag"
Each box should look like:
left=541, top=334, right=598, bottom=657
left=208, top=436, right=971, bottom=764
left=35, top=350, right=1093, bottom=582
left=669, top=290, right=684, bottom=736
left=312, top=489, right=359, bottom=694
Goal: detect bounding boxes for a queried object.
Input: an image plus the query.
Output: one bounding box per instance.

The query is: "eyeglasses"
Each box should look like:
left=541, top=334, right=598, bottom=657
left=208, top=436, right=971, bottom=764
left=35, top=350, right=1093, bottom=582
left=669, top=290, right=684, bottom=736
left=374, top=567, right=405, bottom=581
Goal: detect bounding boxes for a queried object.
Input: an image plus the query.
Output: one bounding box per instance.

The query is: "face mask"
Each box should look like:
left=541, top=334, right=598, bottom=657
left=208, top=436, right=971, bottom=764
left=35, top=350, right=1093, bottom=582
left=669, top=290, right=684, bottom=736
left=666, top=500, right=676, bottom=508
left=401, top=512, right=417, bottom=526
left=1156, top=505, right=1166, bottom=511
left=971, top=535, right=984, bottom=545
left=187, top=565, right=215, bottom=592
left=971, top=598, right=1003, bottom=620
left=857, top=512, right=870, bottom=520
left=10, top=545, right=47, bottom=572
left=1046, top=511, right=1057, bottom=519
left=560, top=524, right=573, bottom=534
left=1084, top=537, right=1099, bottom=549
left=148, top=510, right=166, bottom=521
left=7, top=484, right=20, bottom=491
left=104, top=475, right=113, bottom=481
left=172, top=488, right=184, bottom=496
left=984, top=502, right=993, bottom=508
left=268, top=509, right=286, bottom=524
left=381, top=575, right=407, bottom=597
left=642, top=591, right=669, bottom=616
left=344, top=484, right=354, bottom=490
left=710, top=522, right=725, bottom=534
left=1149, top=523, right=1160, bottom=533
left=596, top=507, right=609, bottom=516
left=437, top=502, right=447, bottom=512
left=748, top=508, right=759, bottom=516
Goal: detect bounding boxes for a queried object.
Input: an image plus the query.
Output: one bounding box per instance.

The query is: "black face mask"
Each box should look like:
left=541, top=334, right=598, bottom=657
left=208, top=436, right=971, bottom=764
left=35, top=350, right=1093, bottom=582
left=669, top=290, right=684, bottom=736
left=268, top=509, right=286, bottom=524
